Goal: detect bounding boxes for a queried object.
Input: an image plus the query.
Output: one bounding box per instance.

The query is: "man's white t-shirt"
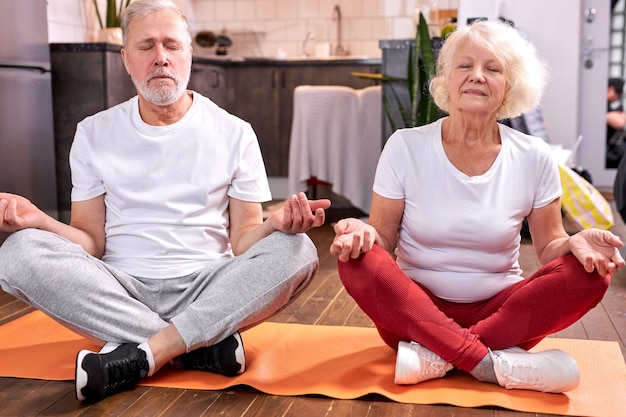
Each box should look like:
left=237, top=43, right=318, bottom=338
left=373, top=118, right=561, bottom=303
left=70, top=92, right=271, bottom=279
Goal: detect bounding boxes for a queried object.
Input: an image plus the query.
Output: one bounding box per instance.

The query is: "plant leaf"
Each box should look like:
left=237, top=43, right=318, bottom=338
left=106, top=0, right=117, bottom=28
left=382, top=93, right=397, bottom=133
left=93, top=0, right=104, bottom=29
left=351, top=72, right=406, bottom=83
left=389, top=82, right=410, bottom=128
left=352, top=12, right=438, bottom=132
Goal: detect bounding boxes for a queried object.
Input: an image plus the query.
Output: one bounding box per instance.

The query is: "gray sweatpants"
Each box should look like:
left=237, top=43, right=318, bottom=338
left=0, top=229, right=318, bottom=352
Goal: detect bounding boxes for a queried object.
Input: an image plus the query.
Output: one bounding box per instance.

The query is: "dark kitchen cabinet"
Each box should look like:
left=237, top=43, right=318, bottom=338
left=224, top=66, right=282, bottom=175
left=50, top=43, right=136, bottom=222
left=222, top=61, right=381, bottom=177
left=188, top=62, right=228, bottom=109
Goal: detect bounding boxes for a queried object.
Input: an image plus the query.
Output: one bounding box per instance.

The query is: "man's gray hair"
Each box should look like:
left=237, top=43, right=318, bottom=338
left=120, top=0, right=191, bottom=47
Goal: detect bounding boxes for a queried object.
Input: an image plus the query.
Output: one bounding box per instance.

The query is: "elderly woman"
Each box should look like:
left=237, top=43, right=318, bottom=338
left=330, top=20, right=624, bottom=393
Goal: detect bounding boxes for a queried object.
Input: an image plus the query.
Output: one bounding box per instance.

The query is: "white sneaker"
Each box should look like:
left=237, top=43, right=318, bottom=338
left=395, top=341, right=453, bottom=384
left=490, top=347, right=580, bottom=393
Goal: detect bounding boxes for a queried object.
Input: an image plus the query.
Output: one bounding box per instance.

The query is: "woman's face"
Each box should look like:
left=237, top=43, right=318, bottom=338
left=447, top=39, right=508, bottom=118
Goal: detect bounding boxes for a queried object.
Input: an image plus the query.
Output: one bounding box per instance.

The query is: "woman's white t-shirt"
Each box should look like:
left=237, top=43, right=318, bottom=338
left=70, top=92, right=271, bottom=279
left=373, top=118, right=561, bottom=303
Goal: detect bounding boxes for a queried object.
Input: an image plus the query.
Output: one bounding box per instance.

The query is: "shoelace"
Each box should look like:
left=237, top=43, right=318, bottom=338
left=499, top=358, right=545, bottom=386
left=419, top=349, right=449, bottom=375
left=105, top=356, right=148, bottom=392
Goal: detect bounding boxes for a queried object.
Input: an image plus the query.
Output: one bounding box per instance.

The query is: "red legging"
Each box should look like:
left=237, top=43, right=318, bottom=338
left=338, top=244, right=610, bottom=372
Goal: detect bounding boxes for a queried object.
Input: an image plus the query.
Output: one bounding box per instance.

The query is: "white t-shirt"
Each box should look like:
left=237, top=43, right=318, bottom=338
left=373, top=118, right=561, bottom=303
left=70, top=92, right=271, bottom=278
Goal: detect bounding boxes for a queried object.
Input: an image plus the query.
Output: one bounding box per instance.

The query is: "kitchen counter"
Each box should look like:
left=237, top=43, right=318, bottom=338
left=49, top=42, right=381, bottom=67
left=193, top=55, right=382, bottom=67
left=50, top=42, right=123, bottom=53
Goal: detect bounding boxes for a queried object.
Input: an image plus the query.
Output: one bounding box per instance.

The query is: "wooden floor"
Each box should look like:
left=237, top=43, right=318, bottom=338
left=0, top=206, right=625, bottom=417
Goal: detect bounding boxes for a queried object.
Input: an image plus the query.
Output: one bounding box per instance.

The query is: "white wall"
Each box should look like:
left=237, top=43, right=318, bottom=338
left=458, top=0, right=583, bottom=153
left=46, top=0, right=461, bottom=58
left=47, top=0, right=94, bottom=42
left=188, top=0, right=421, bottom=58
left=46, top=0, right=191, bottom=43
left=507, top=1, right=583, bottom=153
left=577, top=0, right=613, bottom=189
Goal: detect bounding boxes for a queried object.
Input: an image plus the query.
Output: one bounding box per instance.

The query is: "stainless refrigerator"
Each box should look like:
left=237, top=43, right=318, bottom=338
left=0, top=0, right=58, bottom=244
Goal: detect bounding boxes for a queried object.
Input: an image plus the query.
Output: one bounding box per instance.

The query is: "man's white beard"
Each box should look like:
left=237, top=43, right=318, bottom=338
left=135, top=68, right=190, bottom=106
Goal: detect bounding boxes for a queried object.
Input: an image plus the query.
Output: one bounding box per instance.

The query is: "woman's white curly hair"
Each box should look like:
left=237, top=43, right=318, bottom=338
left=429, top=20, right=549, bottom=120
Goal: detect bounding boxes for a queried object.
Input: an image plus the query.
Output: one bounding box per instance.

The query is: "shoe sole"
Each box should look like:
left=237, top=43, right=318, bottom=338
left=75, top=349, right=92, bottom=401
left=395, top=341, right=452, bottom=385
left=491, top=348, right=580, bottom=393
left=233, top=333, right=246, bottom=374
left=395, top=341, right=416, bottom=384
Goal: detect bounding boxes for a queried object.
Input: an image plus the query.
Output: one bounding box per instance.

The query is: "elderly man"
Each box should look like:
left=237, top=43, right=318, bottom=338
left=0, top=0, right=329, bottom=402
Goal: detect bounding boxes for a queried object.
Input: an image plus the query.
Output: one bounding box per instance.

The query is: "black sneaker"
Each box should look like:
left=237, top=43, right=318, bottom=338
left=172, top=332, right=245, bottom=376
left=75, top=343, right=149, bottom=402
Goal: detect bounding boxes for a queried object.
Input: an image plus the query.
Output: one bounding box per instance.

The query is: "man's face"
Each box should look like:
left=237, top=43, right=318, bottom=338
left=121, top=10, right=192, bottom=106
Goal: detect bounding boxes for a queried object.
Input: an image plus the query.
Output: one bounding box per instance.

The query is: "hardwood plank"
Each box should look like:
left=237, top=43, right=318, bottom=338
left=199, top=388, right=260, bottom=416
left=76, top=386, right=153, bottom=416
left=518, top=239, right=541, bottom=278
left=553, top=319, right=588, bottom=340
left=0, top=378, right=74, bottom=416
left=365, top=400, right=416, bottom=416
left=323, top=398, right=379, bottom=417
left=36, top=381, right=91, bottom=417
left=239, top=394, right=296, bottom=417
left=316, top=287, right=360, bottom=326
left=344, top=303, right=376, bottom=328
left=282, top=396, right=335, bottom=417
left=0, top=296, right=34, bottom=326
left=156, top=389, right=221, bottom=416
left=284, top=271, right=345, bottom=325
left=270, top=269, right=338, bottom=324
left=601, top=280, right=626, bottom=355
left=493, top=410, right=539, bottom=417
left=449, top=407, right=493, bottom=416
left=118, top=387, right=186, bottom=416
left=0, top=289, right=19, bottom=305
left=581, top=303, right=620, bottom=342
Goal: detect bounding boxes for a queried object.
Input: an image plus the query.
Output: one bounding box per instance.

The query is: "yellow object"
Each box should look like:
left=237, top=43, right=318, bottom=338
left=441, top=23, right=456, bottom=40
left=558, top=164, right=613, bottom=230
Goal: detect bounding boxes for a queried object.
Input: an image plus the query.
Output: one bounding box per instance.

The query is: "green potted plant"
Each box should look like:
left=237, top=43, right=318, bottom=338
left=353, top=12, right=440, bottom=132
left=94, top=0, right=131, bottom=45
left=94, top=0, right=131, bottom=28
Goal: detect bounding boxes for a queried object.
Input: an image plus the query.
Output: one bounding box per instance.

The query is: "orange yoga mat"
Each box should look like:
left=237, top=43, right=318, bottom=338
left=0, top=311, right=625, bottom=417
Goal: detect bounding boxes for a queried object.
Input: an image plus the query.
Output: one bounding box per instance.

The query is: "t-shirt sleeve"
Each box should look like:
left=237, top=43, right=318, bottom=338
left=532, top=141, right=562, bottom=209
left=373, top=131, right=407, bottom=200
left=227, top=122, right=272, bottom=203
left=69, top=121, right=106, bottom=202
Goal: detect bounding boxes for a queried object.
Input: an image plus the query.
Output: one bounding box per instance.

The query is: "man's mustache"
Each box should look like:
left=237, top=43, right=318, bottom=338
left=147, top=69, right=177, bottom=82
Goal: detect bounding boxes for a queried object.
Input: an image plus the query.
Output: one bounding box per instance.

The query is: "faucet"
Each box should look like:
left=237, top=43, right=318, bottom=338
left=302, top=32, right=316, bottom=57
left=332, top=5, right=348, bottom=56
